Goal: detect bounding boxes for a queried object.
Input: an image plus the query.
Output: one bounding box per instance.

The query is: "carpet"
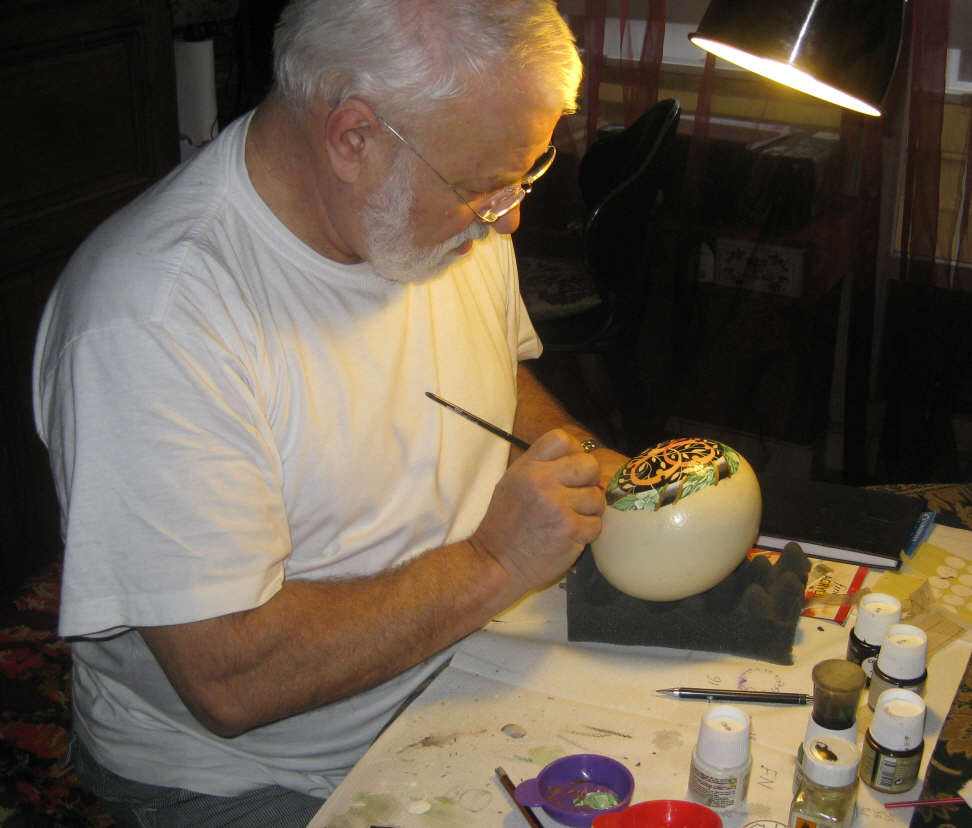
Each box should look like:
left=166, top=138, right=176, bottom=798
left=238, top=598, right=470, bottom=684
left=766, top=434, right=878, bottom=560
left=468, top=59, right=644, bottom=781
left=0, top=563, right=111, bottom=826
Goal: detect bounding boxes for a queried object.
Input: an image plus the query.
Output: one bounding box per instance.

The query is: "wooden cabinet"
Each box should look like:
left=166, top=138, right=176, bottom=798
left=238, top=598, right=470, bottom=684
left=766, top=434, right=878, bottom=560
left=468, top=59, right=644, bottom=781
left=0, top=0, right=179, bottom=595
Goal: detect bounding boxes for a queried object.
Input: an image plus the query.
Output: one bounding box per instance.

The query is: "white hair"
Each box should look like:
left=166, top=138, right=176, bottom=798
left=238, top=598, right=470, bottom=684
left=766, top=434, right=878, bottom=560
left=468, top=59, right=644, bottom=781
left=273, top=0, right=582, bottom=122
left=359, top=149, right=490, bottom=283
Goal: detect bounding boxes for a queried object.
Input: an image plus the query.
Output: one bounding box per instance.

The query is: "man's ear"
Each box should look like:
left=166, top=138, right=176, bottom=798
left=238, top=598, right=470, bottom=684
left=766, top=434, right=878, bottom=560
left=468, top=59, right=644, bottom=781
left=322, top=98, right=381, bottom=183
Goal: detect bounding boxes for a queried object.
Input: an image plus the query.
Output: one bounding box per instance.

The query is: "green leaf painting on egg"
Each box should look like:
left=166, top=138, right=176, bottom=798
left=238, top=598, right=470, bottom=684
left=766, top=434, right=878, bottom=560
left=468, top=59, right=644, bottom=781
left=608, top=438, right=742, bottom=512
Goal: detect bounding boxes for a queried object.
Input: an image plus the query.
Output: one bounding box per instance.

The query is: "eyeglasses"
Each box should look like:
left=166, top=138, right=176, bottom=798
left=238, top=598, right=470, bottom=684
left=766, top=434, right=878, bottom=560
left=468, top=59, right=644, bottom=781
left=375, top=115, right=556, bottom=223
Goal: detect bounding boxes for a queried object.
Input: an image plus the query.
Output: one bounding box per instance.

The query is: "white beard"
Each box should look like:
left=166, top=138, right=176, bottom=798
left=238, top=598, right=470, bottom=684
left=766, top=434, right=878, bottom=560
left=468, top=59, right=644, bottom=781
left=360, top=153, right=490, bottom=284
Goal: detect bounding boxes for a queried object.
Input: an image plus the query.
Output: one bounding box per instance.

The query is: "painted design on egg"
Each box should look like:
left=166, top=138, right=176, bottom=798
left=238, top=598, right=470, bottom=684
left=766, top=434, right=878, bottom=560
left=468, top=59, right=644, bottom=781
left=608, top=437, right=741, bottom=512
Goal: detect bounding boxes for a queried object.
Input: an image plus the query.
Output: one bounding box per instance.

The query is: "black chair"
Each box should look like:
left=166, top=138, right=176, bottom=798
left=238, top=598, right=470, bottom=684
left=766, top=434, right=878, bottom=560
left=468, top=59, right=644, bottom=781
left=518, top=98, right=681, bottom=450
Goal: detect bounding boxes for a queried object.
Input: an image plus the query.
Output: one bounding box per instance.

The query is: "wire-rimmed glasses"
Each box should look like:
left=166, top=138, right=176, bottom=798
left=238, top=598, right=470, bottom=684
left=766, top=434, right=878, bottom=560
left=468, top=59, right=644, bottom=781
left=376, top=114, right=556, bottom=223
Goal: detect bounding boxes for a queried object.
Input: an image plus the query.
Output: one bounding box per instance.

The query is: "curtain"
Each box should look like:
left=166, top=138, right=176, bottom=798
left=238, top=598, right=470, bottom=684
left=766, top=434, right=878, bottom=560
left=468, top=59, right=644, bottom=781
left=562, top=0, right=968, bottom=482
left=572, top=0, right=667, bottom=145
left=897, top=0, right=972, bottom=292
left=899, top=0, right=953, bottom=286
left=877, top=0, right=972, bottom=483
left=567, top=1, right=968, bottom=279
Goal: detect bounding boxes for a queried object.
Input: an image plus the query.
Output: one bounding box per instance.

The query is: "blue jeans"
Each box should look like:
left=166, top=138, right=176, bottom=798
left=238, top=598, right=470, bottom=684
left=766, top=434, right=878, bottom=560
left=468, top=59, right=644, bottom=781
left=69, top=734, right=326, bottom=827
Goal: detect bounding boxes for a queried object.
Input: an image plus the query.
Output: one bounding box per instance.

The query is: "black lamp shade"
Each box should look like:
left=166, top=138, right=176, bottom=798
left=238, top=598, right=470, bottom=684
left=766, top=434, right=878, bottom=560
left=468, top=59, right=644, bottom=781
left=690, top=0, right=906, bottom=115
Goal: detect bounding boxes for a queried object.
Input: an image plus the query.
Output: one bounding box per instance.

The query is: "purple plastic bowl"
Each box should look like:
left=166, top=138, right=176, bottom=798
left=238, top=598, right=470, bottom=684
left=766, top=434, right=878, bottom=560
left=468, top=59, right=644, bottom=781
left=514, top=754, right=635, bottom=827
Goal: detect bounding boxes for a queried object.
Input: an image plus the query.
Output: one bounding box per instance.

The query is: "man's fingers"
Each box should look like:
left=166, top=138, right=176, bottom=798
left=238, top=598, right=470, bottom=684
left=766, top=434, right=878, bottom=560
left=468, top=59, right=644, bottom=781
left=569, top=512, right=604, bottom=547
left=550, top=452, right=599, bottom=491
left=526, top=428, right=580, bottom=460
left=569, top=485, right=607, bottom=517
left=526, top=430, right=600, bottom=487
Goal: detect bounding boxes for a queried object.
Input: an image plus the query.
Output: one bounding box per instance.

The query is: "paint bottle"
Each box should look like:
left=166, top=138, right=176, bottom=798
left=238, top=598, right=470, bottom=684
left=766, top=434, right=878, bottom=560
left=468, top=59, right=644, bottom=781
left=867, top=624, right=927, bottom=710
left=788, top=735, right=860, bottom=828
left=846, top=593, right=902, bottom=683
left=859, top=688, right=926, bottom=793
left=793, top=659, right=866, bottom=794
left=688, top=704, right=751, bottom=810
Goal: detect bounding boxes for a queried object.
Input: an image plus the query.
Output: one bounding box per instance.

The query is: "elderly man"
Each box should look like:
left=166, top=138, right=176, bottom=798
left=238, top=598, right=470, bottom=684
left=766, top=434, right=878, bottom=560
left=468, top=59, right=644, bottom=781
left=33, top=0, right=625, bottom=823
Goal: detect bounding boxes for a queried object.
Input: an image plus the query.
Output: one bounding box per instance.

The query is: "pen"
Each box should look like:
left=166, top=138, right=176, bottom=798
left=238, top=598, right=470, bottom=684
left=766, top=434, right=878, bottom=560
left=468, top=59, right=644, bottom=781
left=657, top=687, right=813, bottom=705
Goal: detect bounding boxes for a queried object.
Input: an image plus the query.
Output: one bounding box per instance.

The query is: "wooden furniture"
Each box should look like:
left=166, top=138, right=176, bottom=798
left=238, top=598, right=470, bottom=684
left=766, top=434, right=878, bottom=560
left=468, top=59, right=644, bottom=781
left=0, top=0, right=180, bottom=595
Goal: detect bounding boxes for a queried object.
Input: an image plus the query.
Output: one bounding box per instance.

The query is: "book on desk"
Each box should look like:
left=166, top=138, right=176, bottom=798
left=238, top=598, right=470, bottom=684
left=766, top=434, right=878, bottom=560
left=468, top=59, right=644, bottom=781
left=755, top=474, right=934, bottom=570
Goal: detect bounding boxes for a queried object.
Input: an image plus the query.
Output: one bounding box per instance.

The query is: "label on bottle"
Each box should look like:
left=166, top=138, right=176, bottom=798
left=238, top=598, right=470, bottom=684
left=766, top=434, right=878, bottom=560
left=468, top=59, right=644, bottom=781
left=792, top=744, right=805, bottom=796
left=860, top=742, right=922, bottom=792
left=861, top=654, right=878, bottom=679
left=688, top=762, right=750, bottom=809
left=789, top=804, right=855, bottom=828
left=846, top=633, right=880, bottom=681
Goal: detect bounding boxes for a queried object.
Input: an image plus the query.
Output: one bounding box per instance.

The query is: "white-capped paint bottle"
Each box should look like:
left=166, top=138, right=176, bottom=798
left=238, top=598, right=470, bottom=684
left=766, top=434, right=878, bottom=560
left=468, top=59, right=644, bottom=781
left=688, top=704, right=752, bottom=810
left=789, top=735, right=860, bottom=828
left=860, top=687, right=926, bottom=793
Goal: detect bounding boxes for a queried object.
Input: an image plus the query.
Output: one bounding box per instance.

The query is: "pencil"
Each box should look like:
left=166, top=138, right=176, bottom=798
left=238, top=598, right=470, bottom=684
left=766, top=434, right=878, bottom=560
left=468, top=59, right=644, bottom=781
left=657, top=687, right=813, bottom=704
left=495, top=766, right=543, bottom=828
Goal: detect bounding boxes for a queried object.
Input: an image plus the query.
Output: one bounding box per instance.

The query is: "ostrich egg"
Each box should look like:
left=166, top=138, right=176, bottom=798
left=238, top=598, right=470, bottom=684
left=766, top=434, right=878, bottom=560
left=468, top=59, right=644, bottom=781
left=591, top=437, right=761, bottom=601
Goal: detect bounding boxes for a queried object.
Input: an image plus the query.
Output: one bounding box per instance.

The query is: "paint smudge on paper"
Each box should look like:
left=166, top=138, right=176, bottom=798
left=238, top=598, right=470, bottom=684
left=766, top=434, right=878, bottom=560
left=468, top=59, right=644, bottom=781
left=576, top=725, right=632, bottom=739
left=328, top=792, right=399, bottom=828
left=458, top=787, right=493, bottom=812
left=399, top=729, right=488, bottom=752
left=513, top=745, right=567, bottom=766
left=652, top=729, right=685, bottom=750
left=736, top=666, right=783, bottom=692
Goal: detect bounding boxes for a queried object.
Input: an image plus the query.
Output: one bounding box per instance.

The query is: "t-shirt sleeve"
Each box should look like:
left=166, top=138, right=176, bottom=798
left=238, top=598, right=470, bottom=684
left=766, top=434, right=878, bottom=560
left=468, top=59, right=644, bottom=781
left=40, top=312, right=289, bottom=638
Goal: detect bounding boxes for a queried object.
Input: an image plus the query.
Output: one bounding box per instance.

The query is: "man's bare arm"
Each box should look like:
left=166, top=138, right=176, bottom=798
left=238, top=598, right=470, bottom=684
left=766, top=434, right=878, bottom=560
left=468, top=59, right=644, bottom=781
left=140, top=429, right=603, bottom=738
left=140, top=539, right=511, bottom=737
left=514, top=362, right=628, bottom=487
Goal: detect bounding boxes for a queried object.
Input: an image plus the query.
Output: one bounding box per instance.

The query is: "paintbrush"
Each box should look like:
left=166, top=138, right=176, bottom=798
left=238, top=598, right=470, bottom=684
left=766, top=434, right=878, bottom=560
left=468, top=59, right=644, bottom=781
left=426, top=391, right=621, bottom=501
left=495, top=766, right=543, bottom=827
left=425, top=392, right=529, bottom=449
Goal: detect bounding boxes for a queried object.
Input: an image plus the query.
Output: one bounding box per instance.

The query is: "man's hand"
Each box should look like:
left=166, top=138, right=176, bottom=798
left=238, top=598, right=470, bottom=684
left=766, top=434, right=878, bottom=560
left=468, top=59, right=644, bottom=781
left=470, top=429, right=603, bottom=592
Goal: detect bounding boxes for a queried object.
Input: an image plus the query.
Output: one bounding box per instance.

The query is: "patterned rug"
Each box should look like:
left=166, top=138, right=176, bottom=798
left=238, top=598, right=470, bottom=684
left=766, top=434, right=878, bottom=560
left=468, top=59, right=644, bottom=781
left=871, top=485, right=972, bottom=828
left=909, top=651, right=972, bottom=828
left=871, top=482, right=972, bottom=534
left=0, top=564, right=111, bottom=826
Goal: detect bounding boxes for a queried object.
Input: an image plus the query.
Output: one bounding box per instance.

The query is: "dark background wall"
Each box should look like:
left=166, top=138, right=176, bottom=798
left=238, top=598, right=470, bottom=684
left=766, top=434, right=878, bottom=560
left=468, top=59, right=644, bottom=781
left=0, top=0, right=288, bottom=597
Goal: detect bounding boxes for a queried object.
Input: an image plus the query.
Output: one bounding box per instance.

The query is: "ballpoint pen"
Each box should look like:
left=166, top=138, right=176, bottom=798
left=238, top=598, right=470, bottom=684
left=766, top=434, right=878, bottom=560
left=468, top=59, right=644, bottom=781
left=657, top=687, right=814, bottom=705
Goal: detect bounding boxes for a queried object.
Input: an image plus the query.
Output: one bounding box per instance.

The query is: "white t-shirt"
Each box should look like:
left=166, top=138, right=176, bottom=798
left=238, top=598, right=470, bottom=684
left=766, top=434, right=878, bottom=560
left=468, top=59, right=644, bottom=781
left=32, top=112, right=541, bottom=797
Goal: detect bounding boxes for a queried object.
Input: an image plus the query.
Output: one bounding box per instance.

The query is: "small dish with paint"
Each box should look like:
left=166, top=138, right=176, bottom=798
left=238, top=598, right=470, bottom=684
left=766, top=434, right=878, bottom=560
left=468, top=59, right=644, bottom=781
left=592, top=799, right=722, bottom=828
left=514, top=754, right=634, bottom=827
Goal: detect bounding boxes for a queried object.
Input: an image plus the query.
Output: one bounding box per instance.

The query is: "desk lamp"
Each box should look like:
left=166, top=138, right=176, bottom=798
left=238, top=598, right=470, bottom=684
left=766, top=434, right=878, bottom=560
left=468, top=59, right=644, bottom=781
left=689, top=0, right=906, bottom=116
